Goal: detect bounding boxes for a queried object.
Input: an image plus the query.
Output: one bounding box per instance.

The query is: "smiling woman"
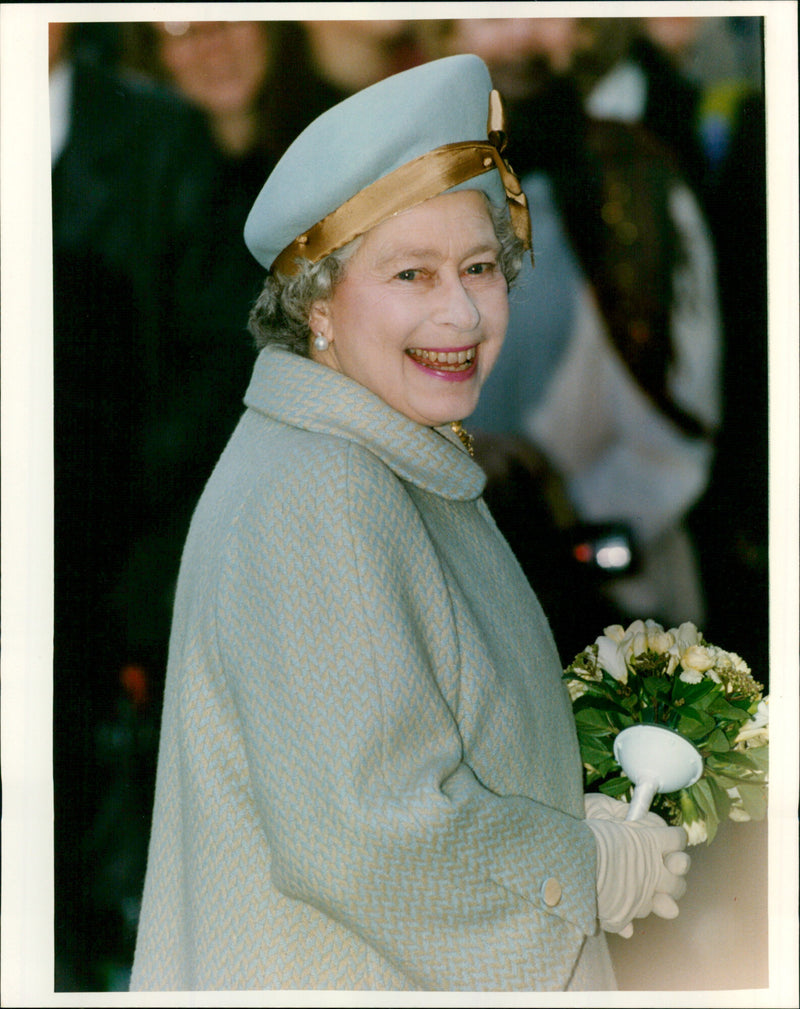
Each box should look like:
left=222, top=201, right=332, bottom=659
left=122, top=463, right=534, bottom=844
left=305, top=192, right=509, bottom=426
left=130, top=53, right=691, bottom=993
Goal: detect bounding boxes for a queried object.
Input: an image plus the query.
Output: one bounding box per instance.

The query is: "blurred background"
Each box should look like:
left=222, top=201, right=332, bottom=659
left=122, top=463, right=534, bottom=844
left=49, top=16, right=767, bottom=991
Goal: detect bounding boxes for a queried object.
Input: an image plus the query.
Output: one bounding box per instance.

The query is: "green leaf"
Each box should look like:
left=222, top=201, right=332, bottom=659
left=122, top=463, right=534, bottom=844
left=706, top=749, right=764, bottom=774
left=707, top=694, right=753, bottom=722
left=574, top=714, right=618, bottom=738
left=744, top=745, right=770, bottom=774
left=734, top=782, right=768, bottom=820
left=673, top=679, right=719, bottom=709
left=643, top=676, right=671, bottom=698
left=579, top=741, right=615, bottom=767
left=706, top=727, right=731, bottom=753
left=684, top=779, right=721, bottom=843
left=600, top=776, right=632, bottom=798
left=573, top=695, right=632, bottom=717
left=706, top=774, right=732, bottom=822
left=574, top=729, right=612, bottom=752
left=688, top=777, right=714, bottom=812
left=676, top=707, right=716, bottom=740
left=595, top=755, right=621, bottom=777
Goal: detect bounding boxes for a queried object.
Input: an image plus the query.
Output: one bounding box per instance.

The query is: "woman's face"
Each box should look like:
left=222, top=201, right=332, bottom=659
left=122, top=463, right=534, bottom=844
left=310, top=190, right=509, bottom=427
left=156, top=21, right=271, bottom=117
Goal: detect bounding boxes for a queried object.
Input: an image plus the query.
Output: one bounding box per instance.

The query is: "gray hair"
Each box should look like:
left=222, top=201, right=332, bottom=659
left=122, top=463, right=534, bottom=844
left=247, top=196, right=527, bottom=354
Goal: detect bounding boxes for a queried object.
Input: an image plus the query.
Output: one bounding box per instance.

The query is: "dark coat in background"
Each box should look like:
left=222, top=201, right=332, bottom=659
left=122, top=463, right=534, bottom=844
left=52, top=52, right=257, bottom=989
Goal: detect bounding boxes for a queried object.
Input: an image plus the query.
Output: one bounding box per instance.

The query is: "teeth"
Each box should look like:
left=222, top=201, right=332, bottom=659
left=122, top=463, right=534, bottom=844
left=408, top=346, right=476, bottom=367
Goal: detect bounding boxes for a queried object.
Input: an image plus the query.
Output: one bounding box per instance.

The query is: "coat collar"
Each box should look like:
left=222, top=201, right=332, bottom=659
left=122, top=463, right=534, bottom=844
left=245, top=346, right=486, bottom=501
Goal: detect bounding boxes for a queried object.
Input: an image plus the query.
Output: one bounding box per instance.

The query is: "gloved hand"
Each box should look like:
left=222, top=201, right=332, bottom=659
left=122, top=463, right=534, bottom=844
left=585, top=792, right=691, bottom=938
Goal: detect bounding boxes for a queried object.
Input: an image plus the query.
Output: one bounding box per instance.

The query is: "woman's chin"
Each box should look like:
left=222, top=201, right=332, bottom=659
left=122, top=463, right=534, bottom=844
left=405, top=392, right=482, bottom=429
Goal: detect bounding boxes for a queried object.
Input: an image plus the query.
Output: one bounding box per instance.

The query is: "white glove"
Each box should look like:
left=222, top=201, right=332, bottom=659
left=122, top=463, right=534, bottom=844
left=585, top=792, right=691, bottom=938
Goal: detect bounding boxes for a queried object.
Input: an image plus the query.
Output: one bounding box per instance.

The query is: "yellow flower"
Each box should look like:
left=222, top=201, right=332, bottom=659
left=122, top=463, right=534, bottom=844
left=678, top=643, right=716, bottom=683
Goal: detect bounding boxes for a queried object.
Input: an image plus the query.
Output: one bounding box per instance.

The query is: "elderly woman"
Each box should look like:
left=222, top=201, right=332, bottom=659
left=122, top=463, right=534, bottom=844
left=130, top=55, right=689, bottom=992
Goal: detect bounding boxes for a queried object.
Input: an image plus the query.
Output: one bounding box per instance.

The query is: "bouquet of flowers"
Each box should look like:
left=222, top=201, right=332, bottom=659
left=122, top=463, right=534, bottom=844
left=564, top=619, right=769, bottom=845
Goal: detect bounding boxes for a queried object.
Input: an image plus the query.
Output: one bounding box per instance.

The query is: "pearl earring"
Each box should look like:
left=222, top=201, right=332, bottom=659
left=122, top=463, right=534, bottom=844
left=313, top=332, right=330, bottom=353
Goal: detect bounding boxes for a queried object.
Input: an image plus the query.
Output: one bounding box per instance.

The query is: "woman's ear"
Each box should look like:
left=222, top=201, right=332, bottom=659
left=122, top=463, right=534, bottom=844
left=309, top=300, right=336, bottom=360
left=309, top=301, right=331, bottom=340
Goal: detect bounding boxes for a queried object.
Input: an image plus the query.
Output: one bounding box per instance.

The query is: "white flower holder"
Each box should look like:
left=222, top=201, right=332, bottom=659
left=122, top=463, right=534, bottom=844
left=613, top=724, right=704, bottom=821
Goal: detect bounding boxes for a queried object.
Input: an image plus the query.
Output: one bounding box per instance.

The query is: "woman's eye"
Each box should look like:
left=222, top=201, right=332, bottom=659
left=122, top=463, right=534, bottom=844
left=396, top=269, right=420, bottom=281
left=465, top=261, right=497, bottom=276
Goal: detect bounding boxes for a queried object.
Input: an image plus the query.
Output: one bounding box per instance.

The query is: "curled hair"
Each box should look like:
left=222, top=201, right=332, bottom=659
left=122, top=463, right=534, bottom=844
left=248, top=239, right=360, bottom=355
left=247, top=195, right=527, bottom=354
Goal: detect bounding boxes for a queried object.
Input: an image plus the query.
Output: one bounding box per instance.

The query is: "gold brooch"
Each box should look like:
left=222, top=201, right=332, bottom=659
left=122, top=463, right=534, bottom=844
left=450, top=420, right=475, bottom=457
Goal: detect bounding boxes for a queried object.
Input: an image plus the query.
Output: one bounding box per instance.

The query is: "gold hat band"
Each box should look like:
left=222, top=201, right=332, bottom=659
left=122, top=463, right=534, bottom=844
left=271, top=90, right=532, bottom=277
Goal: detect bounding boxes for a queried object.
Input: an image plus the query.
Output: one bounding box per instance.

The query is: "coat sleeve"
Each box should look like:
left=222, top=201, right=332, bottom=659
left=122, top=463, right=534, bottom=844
left=216, top=437, right=598, bottom=991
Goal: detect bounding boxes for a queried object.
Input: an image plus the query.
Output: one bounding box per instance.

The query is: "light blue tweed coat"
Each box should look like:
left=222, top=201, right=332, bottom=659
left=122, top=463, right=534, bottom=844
left=130, top=346, right=614, bottom=991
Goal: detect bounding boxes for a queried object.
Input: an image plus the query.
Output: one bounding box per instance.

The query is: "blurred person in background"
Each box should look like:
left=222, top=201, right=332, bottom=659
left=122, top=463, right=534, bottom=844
left=121, top=21, right=289, bottom=303
left=639, top=16, right=764, bottom=176
left=248, top=19, right=432, bottom=137
left=126, top=20, right=281, bottom=158
left=118, top=20, right=287, bottom=525
left=639, top=15, right=769, bottom=691
left=118, top=17, right=432, bottom=430
left=50, top=21, right=222, bottom=989
left=432, top=17, right=723, bottom=663
left=301, top=18, right=428, bottom=88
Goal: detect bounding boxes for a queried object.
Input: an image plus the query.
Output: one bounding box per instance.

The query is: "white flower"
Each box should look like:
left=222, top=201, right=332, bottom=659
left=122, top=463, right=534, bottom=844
left=595, top=631, right=631, bottom=683
left=567, top=678, right=589, bottom=702
left=626, top=619, right=649, bottom=658
left=681, top=644, right=716, bottom=673
left=729, top=651, right=752, bottom=675
left=678, top=644, right=717, bottom=684
left=726, top=786, right=753, bottom=822
left=735, top=697, right=770, bottom=748
left=664, top=650, right=680, bottom=677
left=753, top=696, right=769, bottom=727
left=669, top=621, right=703, bottom=652
left=644, top=620, right=675, bottom=655
left=595, top=619, right=678, bottom=683
left=602, top=624, right=627, bottom=643
left=678, top=643, right=716, bottom=683
left=666, top=622, right=702, bottom=676
left=683, top=817, right=709, bottom=845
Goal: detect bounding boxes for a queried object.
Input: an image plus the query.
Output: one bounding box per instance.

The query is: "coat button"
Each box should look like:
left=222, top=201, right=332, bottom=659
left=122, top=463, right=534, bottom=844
left=542, top=877, right=562, bottom=907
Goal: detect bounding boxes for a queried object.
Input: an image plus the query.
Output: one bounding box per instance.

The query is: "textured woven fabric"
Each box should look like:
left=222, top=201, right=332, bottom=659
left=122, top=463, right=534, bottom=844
left=130, top=346, right=613, bottom=992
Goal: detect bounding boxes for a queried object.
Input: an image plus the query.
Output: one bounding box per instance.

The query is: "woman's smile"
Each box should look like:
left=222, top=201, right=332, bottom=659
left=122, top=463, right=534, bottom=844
left=405, top=344, right=478, bottom=379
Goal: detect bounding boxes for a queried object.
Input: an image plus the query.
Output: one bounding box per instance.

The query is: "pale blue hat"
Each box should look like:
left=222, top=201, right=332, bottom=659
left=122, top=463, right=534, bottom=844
left=244, top=54, right=530, bottom=275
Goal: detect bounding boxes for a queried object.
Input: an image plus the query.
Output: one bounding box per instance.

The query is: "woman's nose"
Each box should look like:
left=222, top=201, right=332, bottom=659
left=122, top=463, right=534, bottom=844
left=433, top=271, right=480, bottom=331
